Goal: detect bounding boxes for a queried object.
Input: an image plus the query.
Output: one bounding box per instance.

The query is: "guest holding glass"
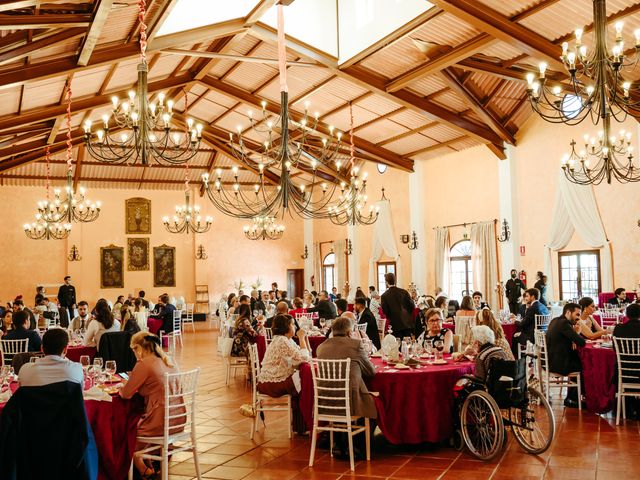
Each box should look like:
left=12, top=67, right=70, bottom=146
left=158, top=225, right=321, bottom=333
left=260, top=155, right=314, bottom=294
left=120, top=332, right=179, bottom=479
left=257, top=314, right=310, bottom=433
left=417, top=308, right=453, bottom=353
left=576, top=297, right=607, bottom=340
left=83, top=299, right=120, bottom=347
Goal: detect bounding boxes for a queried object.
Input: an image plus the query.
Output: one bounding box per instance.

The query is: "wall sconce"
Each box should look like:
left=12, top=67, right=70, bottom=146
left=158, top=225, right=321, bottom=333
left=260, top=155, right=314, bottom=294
left=497, top=219, right=511, bottom=243
left=344, top=239, right=353, bottom=256
left=67, top=244, right=81, bottom=262
left=408, top=231, right=418, bottom=250
left=400, top=234, right=410, bottom=244
left=301, top=245, right=309, bottom=260
left=195, top=244, right=208, bottom=260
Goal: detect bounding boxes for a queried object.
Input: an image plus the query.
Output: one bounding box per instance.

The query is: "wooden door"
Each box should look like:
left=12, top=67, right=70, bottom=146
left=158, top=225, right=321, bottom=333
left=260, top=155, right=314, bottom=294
left=287, top=269, right=304, bottom=299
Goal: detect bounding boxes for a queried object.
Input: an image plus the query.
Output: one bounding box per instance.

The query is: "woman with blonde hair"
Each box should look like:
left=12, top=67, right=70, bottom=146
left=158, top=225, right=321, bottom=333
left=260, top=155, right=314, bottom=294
left=120, top=332, right=178, bottom=479
left=471, top=308, right=514, bottom=359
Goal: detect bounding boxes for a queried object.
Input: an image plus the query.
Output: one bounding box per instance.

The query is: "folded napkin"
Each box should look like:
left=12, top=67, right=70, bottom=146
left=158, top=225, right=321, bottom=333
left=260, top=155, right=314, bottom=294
left=83, top=386, right=113, bottom=402
left=0, top=389, right=12, bottom=404
left=394, top=363, right=410, bottom=369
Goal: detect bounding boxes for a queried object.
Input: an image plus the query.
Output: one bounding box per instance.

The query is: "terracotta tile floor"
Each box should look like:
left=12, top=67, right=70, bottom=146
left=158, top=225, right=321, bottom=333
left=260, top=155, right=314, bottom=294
left=167, top=324, right=639, bottom=480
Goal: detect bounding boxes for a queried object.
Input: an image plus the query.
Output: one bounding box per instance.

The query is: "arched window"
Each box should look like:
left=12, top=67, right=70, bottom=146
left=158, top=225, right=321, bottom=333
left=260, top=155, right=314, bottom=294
left=450, top=240, right=473, bottom=302
left=323, top=252, right=336, bottom=293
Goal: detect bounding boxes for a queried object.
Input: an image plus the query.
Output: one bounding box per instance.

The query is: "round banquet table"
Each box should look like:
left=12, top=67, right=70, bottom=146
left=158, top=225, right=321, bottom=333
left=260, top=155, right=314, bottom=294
left=579, top=343, right=617, bottom=413
left=255, top=334, right=326, bottom=363
left=0, top=384, right=143, bottom=480
left=299, top=356, right=474, bottom=444
left=442, top=321, right=517, bottom=347
left=593, top=313, right=629, bottom=325
left=66, top=345, right=97, bottom=363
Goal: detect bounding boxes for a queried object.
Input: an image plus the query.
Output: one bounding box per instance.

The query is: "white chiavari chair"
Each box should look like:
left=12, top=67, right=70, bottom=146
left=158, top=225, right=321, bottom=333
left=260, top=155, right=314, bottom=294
left=356, top=323, right=368, bottom=333
left=535, top=330, right=581, bottom=410
left=535, top=314, right=552, bottom=331
left=308, top=359, right=370, bottom=472
left=183, top=303, right=195, bottom=333
left=248, top=344, right=291, bottom=439
left=129, top=368, right=201, bottom=480
left=0, top=338, right=29, bottom=365
left=264, top=327, right=273, bottom=345
left=599, top=311, right=621, bottom=328
left=612, top=337, right=640, bottom=425
left=221, top=336, right=248, bottom=386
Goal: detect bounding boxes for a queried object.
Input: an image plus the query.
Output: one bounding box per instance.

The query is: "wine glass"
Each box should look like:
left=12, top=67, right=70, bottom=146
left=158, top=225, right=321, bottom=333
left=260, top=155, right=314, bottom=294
left=319, top=318, right=326, bottom=330
left=105, top=360, right=117, bottom=379
left=93, top=357, right=103, bottom=370
left=435, top=340, right=445, bottom=360
left=424, top=340, right=434, bottom=360
left=79, top=355, right=90, bottom=371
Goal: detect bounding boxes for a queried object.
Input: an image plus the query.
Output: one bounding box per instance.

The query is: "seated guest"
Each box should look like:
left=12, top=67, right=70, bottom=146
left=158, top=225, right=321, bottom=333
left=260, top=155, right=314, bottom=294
left=608, top=288, right=630, bottom=308
left=280, top=291, right=293, bottom=309
left=19, top=329, right=83, bottom=386
left=231, top=304, right=258, bottom=358
left=113, top=295, right=125, bottom=320
left=254, top=291, right=269, bottom=316
left=303, top=292, right=315, bottom=309
left=417, top=308, right=453, bottom=353
left=132, top=297, right=144, bottom=313
left=457, top=295, right=476, bottom=317
left=13, top=299, right=36, bottom=330
left=289, top=297, right=307, bottom=318
left=335, top=298, right=348, bottom=317
left=306, top=290, right=336, bottom=320
left=138, top=290, right=150, bottom=309
left=153, top=294, right=177, bottom=333
left=70, top=301, right=92, bottom=331
left=576, top=297, right=607, bottom=340
left=546, top=303, right=585, bottom=408
left=353, top=297, right=381, bottom=350
left=472, top=291, right=490, bottom=310
left=34, top=298, right=48, bottom=329
left=257, top=314, right=309, bottom=433
left=120, top=332, right=179, bottom=479
left=511, top=288, right=549, bottom=357
left=121, top=305, right=142, bottom=334
left=84, top=299, right=120, bottom=347
left=228, top=296, right=240, bottom=316
left=471, top=325, right=511, bottom=382
left=613, top=303, right=640, bottom=338
left=238, top=294, right=251, bottom=307
left=1, top=310, right=12, bottom=337
left=6, top=310, right=41, bottom=351
left=317, top=315, right=377, bottom=459
left=469, top=309, right=514, bottom=360
left=435, top=295, right=453, bottom=320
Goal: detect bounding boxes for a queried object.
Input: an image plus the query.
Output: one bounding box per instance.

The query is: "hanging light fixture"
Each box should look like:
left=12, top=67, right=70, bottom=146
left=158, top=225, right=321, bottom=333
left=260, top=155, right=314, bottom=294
left=328, top=103, right=382, bottom=226
left=201, top=3, right=345, bottom=219
left=243, top=216, right=285, bottom=241
left=83, top=0, right=202, bottom=165
left=163, top=165, right=212, bottom=234
left=37, top=85, right=101, bottom=224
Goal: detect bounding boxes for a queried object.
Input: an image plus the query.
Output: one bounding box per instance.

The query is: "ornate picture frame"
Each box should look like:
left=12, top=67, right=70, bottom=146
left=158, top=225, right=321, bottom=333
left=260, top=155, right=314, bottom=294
left=153, top=244, right=176, bottom=287
left=125, top=197, right=151, bottom=234
left=127, top=237, right=149, bottom=271
left=100, top=244, right=124, bottom=289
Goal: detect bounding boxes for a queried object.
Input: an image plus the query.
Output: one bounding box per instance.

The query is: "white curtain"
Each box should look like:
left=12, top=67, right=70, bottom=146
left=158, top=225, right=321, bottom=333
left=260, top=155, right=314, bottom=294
left=368, top=200, right=400, bottom=286
left=333, top=239, right=346, bottom=295
left=544, top=171, right=612, bottom=300
left=434, top=227, right=450, bottom=294
left=471, top=221, right=498, bottom=310
left=313, top=242, right=322, bottom=291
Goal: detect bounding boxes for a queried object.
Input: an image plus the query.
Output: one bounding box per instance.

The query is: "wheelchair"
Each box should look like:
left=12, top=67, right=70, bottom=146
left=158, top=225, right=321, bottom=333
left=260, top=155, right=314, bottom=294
left=452, top=354, right=555, bottom=460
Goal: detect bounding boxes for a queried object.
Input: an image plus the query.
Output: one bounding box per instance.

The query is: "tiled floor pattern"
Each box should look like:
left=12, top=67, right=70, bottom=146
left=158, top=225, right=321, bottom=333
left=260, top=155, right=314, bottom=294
left=167, top=324, right=639, bottom=480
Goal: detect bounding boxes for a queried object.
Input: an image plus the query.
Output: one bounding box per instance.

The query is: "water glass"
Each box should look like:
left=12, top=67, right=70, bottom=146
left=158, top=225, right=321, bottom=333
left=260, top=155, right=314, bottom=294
left=79, top=355, right=90, bottom=371
left=424, top=340, right=434, bottom=359
left=93, top=357, right=103, bottom=369
left=105, top=360, right=117, bottom=378
left=319, top=318, right=326, bottom=329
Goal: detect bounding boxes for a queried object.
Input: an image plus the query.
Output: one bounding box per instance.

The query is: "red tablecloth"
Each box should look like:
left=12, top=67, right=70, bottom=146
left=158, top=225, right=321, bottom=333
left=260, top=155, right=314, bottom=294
left=300, top=356, right=474, bottom=444
left=0, top=385, right=142, bottom=480
left=255, top=335, right=326, bottom=363
left=147, top=317, right=163, bottom=335
left=593, top=313, right=629, bottom=325
left=598, top=292, right=636, bottom=307
left=66, top=345, right=97, bottom=363
left=442, top=322, right=517, bottom=347
left=579, top=344, right=617, bottom=414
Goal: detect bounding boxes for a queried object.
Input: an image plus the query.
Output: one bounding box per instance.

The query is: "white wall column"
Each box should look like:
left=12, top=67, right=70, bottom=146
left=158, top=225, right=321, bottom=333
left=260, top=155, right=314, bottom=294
left=498, top=144, right=521, bottom=282
left=303, top=217, right=314, bottom=290
left=347, top=223, right=360, bottom=299
left=409, top=161, right=426, bottom=293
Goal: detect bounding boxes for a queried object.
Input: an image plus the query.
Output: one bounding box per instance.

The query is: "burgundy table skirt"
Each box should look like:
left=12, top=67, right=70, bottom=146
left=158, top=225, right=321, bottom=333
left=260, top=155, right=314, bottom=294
left=598, top=292, right=636, bottom=307
left=579, top=344, right=617, bottom=414
left=593, top=313, right=629, bottom=325
left=256, top=335, right=326, bottom=363
left=442, top=322, right=517, bottom=347
left=0, top=386, right=142, bottom=480
left=66, top=345, right=97, bottom=363
left=147, top=317, right=163, bottom=335
left=300, top=356, right=474, bottom=444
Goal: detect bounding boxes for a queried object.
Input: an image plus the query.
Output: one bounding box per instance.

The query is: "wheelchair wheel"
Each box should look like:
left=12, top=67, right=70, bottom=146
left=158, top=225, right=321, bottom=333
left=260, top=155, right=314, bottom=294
left=451, top=429, right=464, bottom=451
left=460, top=390, right=505, bottom=461
left=510, top=387, right=555, bottom=454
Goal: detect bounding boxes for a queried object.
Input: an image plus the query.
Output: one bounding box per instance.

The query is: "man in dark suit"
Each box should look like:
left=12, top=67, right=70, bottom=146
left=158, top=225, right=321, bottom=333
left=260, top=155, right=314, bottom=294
left=306, top=290, right=336, bottom=320
left=317, top=316, right=377, bottom=459
left=353, top=297, right=381, bottom=350
left=613, top=303, right=640, bottom=338
left=505, top=269, right=525, bottom=315
left=57, top=276, right=76, bottom=324
left=546, top=303, right=585, bottom=408
left=381, top=273, right=414, bottom=339
left=608, top=288, right=630, bottom=308
left=511, top=288, right=549, bottom=357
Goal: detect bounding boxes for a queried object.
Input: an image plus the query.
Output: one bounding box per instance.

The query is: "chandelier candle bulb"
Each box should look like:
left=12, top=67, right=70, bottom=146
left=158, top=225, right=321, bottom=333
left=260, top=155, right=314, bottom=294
left=538, top=62, right=547, bottom=78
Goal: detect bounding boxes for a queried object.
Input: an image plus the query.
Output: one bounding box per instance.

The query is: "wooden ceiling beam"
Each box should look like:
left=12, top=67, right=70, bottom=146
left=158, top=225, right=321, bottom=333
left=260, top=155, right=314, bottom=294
left=440, top=68, right=515, bottom=145
left=200, top=75, right=413, bottom=172
left=0, top=173, right=260, bottom=186
left=40, top=158, right=212, bottom=169
left=376, top=121, right=439, bottom=146
left=431, top=0, right=564, bottom=70
left=0, top=27, right=85, bottom=66
left=0, top=13, right=91, bottom=29
left=405, top=136, right=465, bottom=157
left=0, top=128, right=44, bottom=148
left=77, top=0, right=114, bottom=66
left=386, top=34, right=497, bottom=92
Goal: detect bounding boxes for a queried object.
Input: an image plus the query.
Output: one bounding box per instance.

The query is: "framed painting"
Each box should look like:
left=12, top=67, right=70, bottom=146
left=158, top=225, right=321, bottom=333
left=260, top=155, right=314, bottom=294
left=153, top=244, right=175, bottom=287
left=127, top=237, right=149, bottom=271
left=100, top=244, right=124, bottom=289
left=125, top=197, right=151, bottom=234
